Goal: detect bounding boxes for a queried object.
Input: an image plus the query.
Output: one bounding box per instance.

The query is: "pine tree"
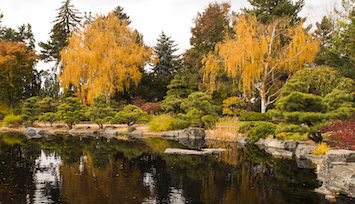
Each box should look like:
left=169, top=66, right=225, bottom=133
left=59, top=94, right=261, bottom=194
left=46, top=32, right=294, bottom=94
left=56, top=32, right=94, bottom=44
left=153, top=31, right=179, bottom=79
left=39, top=0, right=81, bottom=67
left=244, top=0, right=305, bottom=25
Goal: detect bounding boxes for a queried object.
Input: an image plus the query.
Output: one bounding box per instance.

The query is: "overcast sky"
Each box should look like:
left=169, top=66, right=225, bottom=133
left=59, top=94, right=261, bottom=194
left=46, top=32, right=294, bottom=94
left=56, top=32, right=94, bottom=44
left=1, top=0, right=339, bottom=71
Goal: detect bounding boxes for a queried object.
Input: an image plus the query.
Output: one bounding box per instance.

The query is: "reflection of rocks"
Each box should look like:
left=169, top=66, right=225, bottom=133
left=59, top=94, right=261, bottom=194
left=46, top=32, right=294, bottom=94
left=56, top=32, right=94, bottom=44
left=179, top=138, right=205, bottom=150
left=165, top=148, right=225, bottom=155
left=317, top=150, right=355, bottom=197
left=24, top=127, right=44, bottom=139
left=161, top=132, right=179, bottom=140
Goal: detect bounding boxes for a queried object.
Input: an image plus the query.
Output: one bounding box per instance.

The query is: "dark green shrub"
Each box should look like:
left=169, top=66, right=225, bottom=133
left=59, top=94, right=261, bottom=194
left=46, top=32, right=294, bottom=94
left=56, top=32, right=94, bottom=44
left=238, top=122, right=256, bottom=134
left=3, top=114, right=23, bottom=127
left=239, top=111, right=265, bottom=121
left=247, top=122, right=276, bottom=143
left=170, top=119, right=191, bottom=130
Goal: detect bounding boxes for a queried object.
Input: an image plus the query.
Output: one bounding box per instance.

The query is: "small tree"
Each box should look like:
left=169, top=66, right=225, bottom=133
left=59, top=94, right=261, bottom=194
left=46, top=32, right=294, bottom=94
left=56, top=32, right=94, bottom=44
left=38, top=112, right=57, bottom=127
left=85, top=93, right=115, bottom=129
left=56, top=97, right=86, bottom=129
left=113, top=104, right=147, bottom=126
left=180, top=92, right=215, bottom=128
left=21, top=97, right=41, bottom=125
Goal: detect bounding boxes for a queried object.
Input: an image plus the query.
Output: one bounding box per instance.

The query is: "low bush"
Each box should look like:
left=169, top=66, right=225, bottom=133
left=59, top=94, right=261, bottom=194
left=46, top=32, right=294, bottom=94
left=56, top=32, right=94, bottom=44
left=322, top=119, right=355, bottom=150
left=239, top=111, right=265, bottom=121
left=239, top=121, right=276, bottom=143
left=3, top=114, right=23, bottom=127
left=170, top=119, right=191, bottom=130
left=275, top=123, right=310, bottom=134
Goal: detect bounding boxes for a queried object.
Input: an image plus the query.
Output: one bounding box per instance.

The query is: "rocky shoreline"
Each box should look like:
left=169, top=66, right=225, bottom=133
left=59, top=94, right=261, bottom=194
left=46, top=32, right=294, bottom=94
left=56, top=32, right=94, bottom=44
left=8, top=126, right=355, bottom=200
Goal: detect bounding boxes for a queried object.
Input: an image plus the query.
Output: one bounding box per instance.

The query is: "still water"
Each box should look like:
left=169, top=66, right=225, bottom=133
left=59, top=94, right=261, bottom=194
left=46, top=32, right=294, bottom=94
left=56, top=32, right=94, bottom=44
left=0, top=133, right=333, bottom=204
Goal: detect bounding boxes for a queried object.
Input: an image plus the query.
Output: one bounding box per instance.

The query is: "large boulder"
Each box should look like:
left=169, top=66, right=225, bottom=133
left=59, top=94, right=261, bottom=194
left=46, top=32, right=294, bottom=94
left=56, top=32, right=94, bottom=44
left=295, top=144, right=317, bottom=159
left=69, top=128, right=76, bottom=136
left=105, top=128, right=117, bottom=139
left=179, top=127, right=206, bottom=140
left=318, top=150, right=355, bottom=197
left=24, top=127, right=44, bottom=139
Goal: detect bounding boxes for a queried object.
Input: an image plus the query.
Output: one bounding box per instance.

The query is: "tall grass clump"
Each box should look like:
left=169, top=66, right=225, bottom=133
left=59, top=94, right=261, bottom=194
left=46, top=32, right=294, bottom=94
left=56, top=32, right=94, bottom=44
left=3, top=114, right=23, bottom=127
left=206, top=117, right=240, bottom=141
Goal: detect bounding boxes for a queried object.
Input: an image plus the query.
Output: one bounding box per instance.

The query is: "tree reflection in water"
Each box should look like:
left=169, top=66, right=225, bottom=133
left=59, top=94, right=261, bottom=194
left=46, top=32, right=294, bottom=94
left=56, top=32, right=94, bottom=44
left=0, top=134, right=325, bottom=204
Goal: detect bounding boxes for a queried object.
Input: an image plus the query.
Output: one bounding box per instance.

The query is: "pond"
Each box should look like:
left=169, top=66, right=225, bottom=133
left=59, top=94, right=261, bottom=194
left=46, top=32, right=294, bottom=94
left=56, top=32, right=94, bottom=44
left=0, top=133, right=348, bottom=204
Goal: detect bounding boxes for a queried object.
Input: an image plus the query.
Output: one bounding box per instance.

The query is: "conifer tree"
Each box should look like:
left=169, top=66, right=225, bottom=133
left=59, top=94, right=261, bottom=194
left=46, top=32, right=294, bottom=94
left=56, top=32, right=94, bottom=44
left=153, top=31, right=179, bottom=79
left=244, top=0, right=305, bottom=25
left=39, top=0, right=81, bottom=68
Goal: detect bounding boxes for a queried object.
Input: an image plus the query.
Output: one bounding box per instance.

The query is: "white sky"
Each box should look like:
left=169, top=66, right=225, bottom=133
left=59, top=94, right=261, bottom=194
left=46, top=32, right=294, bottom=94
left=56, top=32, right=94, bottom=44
left=1, top=0, right=340, bottom=71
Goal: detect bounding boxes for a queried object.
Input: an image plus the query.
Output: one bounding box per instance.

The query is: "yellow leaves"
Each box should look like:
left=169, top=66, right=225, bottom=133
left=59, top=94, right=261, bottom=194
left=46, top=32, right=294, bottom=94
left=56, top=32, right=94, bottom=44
left=202, top=14, right=319, bottom=98
left=60, top=13, right=151, bottom=104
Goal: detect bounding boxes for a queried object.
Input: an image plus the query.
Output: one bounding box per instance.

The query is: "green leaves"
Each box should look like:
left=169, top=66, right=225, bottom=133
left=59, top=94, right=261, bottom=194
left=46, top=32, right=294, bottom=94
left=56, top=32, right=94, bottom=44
left=56, top=97, right=86, bottom=129
left=85, top=93, right=115, bottom=129
left=113, top=104, right=147, bottom=126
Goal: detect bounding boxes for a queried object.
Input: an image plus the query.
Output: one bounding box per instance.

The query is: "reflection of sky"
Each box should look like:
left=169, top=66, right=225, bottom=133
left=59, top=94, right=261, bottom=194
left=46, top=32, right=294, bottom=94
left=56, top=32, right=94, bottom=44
left=32, top=150, right=62, bottom=204
left=142, top=169, right=186, bottom=204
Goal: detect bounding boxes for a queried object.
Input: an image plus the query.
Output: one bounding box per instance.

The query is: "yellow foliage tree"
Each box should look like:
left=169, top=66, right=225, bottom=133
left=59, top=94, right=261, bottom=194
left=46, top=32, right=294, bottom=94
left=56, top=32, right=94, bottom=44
left=60, top=13, right=151, bottom=104
left=202, top=14, right=319, bottom=113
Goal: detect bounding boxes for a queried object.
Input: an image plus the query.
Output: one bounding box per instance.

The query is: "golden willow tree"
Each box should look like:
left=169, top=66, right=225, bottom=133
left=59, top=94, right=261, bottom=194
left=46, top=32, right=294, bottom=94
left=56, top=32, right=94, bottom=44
left=202, top=14, right=319, bottom=113
left=60, top=13, right=151, bottom=104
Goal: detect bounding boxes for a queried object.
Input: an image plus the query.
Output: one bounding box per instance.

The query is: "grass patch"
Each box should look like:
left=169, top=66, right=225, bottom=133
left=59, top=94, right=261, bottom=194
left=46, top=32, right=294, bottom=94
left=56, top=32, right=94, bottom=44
left=206, top=117, right=240, bottom=141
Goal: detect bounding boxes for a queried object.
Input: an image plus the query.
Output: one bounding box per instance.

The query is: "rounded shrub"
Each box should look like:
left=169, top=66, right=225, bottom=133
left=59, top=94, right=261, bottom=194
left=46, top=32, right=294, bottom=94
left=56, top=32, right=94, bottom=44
left=3, top=114, right=23, bottom=127
left=149, top=114, right=176, bottom=132
left=239, top=121, right=276, bottom=143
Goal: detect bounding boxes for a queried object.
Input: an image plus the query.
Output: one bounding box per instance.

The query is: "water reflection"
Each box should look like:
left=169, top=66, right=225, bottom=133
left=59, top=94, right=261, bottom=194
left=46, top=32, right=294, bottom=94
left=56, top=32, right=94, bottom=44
left=0, top=133, right=326, bottom=204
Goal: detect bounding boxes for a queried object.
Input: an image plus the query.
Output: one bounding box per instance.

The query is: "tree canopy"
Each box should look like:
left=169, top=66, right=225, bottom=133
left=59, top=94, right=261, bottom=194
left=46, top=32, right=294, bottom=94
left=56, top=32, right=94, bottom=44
left=60, top=13, right=151, bottom=104
left=203, top=14, right=319, bottom=113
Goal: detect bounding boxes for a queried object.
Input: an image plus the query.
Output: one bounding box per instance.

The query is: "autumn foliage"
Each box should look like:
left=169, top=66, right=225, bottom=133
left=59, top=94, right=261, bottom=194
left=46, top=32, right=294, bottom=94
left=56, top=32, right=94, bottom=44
left=322, top=119, right=355, bottom=150
left=203, top=14, right=319, bottom=113
left=60, top=13, right=151, bottom=104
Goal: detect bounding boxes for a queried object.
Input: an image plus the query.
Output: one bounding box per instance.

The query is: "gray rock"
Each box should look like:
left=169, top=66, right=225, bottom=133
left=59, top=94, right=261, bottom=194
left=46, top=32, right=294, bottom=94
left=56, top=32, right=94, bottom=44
left=24, top=127, right=44, bottom=139
left=296, top=157, right=316, bottom=169
left=284, top=140, right=299, bottom=151
left=46, top=130, right=56, bottom=135
left=264, top=139, right=286, bottom=149
left=318, top=150, right=355, bottom=197
left=78, top=126, right=91, bottom=129
left=255, top=138, right=265, bottom=146
left=105, top=128, right=117, bottom=138
left=270, top=149, right=294, bottom=159
left=69, top=128, right=76, bottom=136
left=237, top=137, right=250, bottom=144
left=179, top=127, right=205, bottom=140
left=161, top=132, right=179, bottom=139
left=295, top=144, right=317, bottom=159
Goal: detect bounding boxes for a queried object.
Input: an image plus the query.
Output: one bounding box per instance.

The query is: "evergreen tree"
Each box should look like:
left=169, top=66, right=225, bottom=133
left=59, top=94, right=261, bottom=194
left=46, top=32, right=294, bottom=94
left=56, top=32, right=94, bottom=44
left=153, top=31, right=179, bottom=78
left=21, top=97, right=41, bottom=125
left=244, top=0, right=305, bottom=25
left=85, top=93, right=115, bottom=129
left=56, top=97, right=86, bottom=129
left=39, top=0, right=81, bottom=68
left=314, top=16, right=335, bottom=66
left=112, top=6, right=131, bottom=24
left=40, top=74, right=60, bottom=100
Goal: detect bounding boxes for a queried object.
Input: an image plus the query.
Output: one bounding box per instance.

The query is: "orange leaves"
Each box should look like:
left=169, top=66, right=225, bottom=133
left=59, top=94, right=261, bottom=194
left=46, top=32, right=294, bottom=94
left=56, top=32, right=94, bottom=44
left=60, top=13, right=151, bottom=104
left=202, top=14, right=319, bottom=112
